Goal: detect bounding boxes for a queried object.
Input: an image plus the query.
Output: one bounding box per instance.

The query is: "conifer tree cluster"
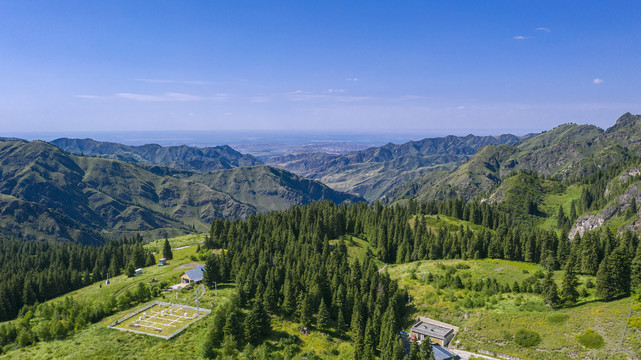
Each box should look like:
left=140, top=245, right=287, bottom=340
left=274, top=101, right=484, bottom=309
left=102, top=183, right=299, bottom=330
left=0, top=234, right=153, bottom=321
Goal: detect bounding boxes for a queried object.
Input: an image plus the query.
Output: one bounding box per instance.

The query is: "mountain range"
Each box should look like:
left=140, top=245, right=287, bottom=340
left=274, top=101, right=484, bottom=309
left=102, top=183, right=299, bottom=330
left=267, top=134, right=529, bottom=201
left=3, top=112, right=641, bottom=243
left=0, top=140, right=361, bottom=243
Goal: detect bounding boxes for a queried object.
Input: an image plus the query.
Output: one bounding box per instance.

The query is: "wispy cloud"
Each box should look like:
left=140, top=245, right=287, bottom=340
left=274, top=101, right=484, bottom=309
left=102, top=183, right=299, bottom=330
left=135, top=78, right=211, bottom=85
left=326, top=89, right=346, bottom=93
left=74, top=94, right=101, bottom=99
left=345, top=77, right=358, bottom=82
left=116, top=92, right=203, bottom=102
left=535, top=27, right=551, bottom=32
left=513, top=35, right=532, bottom=40
left=593, top=78, right=604, bottom=85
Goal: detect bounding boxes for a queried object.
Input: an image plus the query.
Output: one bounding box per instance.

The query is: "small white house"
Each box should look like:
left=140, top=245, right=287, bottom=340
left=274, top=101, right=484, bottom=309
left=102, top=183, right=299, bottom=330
left=135, top=268, right=143, bottom=276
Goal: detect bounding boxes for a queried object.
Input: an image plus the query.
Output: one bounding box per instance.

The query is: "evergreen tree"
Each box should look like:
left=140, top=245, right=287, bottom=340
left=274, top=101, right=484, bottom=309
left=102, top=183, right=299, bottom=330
left=628, top=198, right=638, bottom=217
left=596, top=246, right=631, bottom=300
left=419, top=340, right=433, bottom=360
left=145, top=252, right=156, bottom=267
left=221, top=334, right=239, bottom=358
left=316, top=298, right=329, bottom=331
left=631, top=244, right=641, bottom=290
left=560, top=256, right=579, bottom=306
left=336, top=308, right=346, bottom=336
left=244, top=298, right=270, bottom=345
left=203, top=256, right=220, bottom=289
left=409, top=341, right=420, bottom=360
left=125, top=262, right=135, bottom=278
left=163, top=239, right=173, bottom=260
left=542, top=271, right=558, bottom=307
left=556, top=205, right=566, bottom=229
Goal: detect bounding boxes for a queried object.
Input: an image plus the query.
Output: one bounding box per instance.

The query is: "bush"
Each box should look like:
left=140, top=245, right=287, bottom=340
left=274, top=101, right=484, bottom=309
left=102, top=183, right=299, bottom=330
left=514, top=329, right=541, bottom=347
left=455, top=263, right=470, bottom=270
left=577, top=329, right=604, bottom=349
left=547, top=313, right=569, bottom=324
left=585, top=279, right=594, bottom=289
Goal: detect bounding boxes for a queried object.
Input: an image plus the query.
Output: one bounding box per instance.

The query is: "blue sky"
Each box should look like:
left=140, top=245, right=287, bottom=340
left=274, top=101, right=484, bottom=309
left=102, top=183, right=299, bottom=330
left=1, top=1, right=640, bottom=135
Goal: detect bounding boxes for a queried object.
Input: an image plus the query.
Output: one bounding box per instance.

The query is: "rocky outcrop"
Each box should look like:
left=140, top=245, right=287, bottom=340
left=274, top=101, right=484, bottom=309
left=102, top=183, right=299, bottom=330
left=569, top=183, right=641, bottom=239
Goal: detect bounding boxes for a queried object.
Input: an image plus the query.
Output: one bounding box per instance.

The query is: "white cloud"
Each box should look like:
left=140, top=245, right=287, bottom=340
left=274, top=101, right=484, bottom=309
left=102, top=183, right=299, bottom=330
left=74, top=95, right=101, bottom=99
left=457, top=106, right=466, bottom=110
left=593, top=78, right=604, bottom=85
left=116, top=92, right=203, bottom=102
left=346, top=77, right=358, bottom=82
left=535, top=27, right=551, bottom=32
left=326, top=89, right=346, bottom=93
left=513, top=35, right=532, bottom=40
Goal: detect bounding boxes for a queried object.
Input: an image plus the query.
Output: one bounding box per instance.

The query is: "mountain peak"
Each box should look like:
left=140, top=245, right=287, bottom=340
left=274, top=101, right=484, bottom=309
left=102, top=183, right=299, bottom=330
left=606, top=112, right=641, bottom=134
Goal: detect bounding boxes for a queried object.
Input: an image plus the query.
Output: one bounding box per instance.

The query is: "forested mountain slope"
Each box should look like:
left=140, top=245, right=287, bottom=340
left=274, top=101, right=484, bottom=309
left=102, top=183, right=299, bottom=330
left=51, top=137, right=262, bottom=172
left=0, top=140, right=361, bottom=243
left=267, top=134, right=527, bottom=201
left=389, top=114, right=640, bottom=203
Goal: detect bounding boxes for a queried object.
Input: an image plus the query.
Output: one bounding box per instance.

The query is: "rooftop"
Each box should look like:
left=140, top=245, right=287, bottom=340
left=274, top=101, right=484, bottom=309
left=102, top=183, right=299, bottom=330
left=184, top=266, right=205, bottom=282
left=411, top=321, right=453, bottom=339
left=432, top=344, right=455, bottom=360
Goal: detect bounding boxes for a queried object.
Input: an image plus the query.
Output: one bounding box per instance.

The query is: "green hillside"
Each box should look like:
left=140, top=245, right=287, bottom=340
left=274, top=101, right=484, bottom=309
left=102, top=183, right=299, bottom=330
left=0, top=140, right=362, bottom=243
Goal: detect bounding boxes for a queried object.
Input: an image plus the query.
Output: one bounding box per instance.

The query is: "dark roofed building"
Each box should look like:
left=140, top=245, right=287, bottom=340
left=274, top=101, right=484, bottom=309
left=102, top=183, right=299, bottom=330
left=432, top=344, right=455, bottom=360
left=410, top=316, right=458, bottom=347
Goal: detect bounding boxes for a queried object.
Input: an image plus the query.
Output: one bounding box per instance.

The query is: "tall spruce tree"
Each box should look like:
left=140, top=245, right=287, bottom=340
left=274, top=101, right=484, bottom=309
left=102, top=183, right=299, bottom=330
left=560, top=256, right=579, bottom=305
left=596, top=246, right=631, bottom=300
left=419, top=341, right=433, bottom=360
left=543, top=271, right=559, bottom=307
left=316, top=298, right=329, bottom=331
left=163, top=239, right=173, bottom=260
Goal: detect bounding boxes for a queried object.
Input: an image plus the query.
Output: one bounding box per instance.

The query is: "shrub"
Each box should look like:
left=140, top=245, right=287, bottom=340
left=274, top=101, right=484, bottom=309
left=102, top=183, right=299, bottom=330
left=577, top=329, right=604, bottom=349
left=455, top=263, right=470, bottom=270
left=585, top=279, right=595, bottom=289
left=514, top=329, right=541, bottom=347
left=547, top=313, right=569, bottom=324
left=628, top=316, right=641, bottom=329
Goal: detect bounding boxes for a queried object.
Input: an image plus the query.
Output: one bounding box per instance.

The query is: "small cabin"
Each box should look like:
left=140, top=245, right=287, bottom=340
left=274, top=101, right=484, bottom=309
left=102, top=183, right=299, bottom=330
left=410, top=317, right=458, bottom=347
left=135, top=268, right=143, bottom=276
left=181, top=266, right=205, bottom=284
left=158, top=258, right=167, bottom=266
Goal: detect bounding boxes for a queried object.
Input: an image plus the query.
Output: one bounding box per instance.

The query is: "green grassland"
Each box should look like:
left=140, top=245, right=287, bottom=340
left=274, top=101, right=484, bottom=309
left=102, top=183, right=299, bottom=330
left=385, top=258, right=631, bottom=359
left=537, top=184, right=583, bottom=231
left=329, top=235, right=379, bottom=263
left=411, top=214, right=490, bottom=233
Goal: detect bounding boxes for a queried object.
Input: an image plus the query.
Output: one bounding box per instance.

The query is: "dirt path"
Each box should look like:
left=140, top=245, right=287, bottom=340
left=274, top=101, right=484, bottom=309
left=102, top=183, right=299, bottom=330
left=378, top=263, right=388, bottom=272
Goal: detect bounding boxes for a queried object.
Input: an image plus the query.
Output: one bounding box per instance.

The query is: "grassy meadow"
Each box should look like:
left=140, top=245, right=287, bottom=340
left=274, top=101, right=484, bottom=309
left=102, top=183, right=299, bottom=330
left=385, top=258, right=632, bottom=359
